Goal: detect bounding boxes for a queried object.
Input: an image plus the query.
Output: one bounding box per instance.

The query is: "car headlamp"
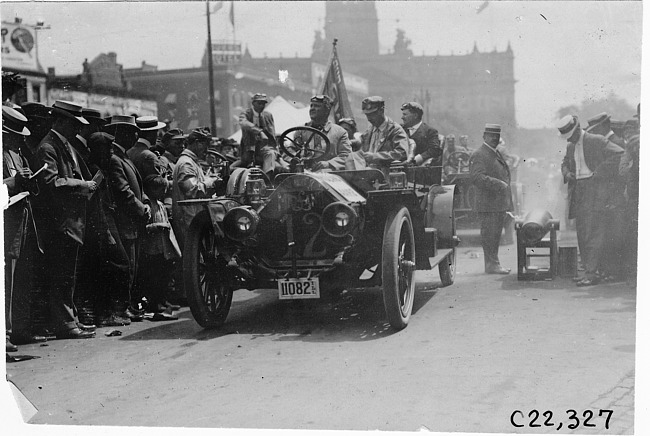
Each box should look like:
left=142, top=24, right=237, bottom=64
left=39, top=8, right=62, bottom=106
left=322, top=202, right=357, bottom=237
left=223, top=206, right=260, bottom=241
left=388, top=170, right=407, bottom=189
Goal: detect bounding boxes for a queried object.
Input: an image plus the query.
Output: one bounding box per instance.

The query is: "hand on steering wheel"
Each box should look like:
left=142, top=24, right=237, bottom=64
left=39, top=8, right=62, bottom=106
left=278, top=126, right=331, bottom=163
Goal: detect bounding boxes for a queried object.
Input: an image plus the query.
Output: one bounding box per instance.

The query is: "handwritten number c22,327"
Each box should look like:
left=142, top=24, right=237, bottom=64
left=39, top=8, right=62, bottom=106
left=566, top=409, right=580, bottom=429
left=510, top=410, right=524, bottom=427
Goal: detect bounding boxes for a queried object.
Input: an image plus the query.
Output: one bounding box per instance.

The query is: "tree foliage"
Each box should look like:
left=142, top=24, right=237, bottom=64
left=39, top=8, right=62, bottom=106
left=556, top=93, right=636, bottom=122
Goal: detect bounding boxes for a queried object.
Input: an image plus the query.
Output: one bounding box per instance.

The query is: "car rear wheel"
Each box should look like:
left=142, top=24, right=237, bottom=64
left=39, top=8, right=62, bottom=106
left=439, top=209, right=457, bottom=286
left=184, top=211, right=233, bottom=329
left=381, top=207, right=416, bottom=330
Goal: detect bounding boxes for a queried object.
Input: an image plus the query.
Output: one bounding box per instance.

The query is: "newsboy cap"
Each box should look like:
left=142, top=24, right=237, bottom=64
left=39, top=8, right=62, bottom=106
left=362, top=96, right=385, bottom=114
left=484, top=123, right=501, bottom=135
left=252, top=93, right=269, bottom=103
left=2, top=106, right=31, bottom=136
left=556, top=115, right=580, bottom=139
left=51, top=100, right=89, bottom=125
left=585, top=112, right=611, bottom=132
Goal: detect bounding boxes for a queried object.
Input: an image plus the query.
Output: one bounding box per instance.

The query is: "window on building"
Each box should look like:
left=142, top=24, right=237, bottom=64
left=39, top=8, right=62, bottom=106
left=32, top=84, right=41, bottom=102
left=216, top=117, right=222, bottom=129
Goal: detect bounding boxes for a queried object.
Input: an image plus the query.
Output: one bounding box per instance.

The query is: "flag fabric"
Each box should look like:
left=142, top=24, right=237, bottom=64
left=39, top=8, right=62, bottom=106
left=229, top=1, right=235, bottom=26
left=319, top=42, right=353, bottom=122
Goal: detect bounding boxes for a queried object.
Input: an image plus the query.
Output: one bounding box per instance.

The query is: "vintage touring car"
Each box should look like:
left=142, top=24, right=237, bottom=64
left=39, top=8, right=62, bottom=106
left=180, top=126, right=459, bottom=330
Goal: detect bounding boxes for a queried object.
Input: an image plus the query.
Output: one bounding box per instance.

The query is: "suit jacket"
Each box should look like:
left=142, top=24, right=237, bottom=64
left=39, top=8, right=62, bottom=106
left=403, top=122, right=442, bottom=166
left=561, top=131, right=624, bottom=218
left=359, top=117, right=409, bottom=165
left=109, top=142, right=148, bottom=240
left=294, top=121, right=352, bottom=170
left=127, top=138, right=171, bottom=201
left=470, top=143, right=513, bottom=213
left=239, top=108, right=276, bottom=156
left=33, top=130, right=92, bottom=245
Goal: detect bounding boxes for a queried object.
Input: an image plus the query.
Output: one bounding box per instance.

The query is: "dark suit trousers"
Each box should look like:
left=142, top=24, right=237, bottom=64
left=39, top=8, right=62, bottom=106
left=479, top=211, right=506, bottom=271
left=574, top=179, right=606, bottom=278
left=42, top=232, right=80, bottom=332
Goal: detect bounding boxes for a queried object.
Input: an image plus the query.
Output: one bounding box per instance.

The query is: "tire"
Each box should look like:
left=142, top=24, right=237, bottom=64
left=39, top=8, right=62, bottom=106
left=184, top=211, right=233, bottom=329
left=439, top=209, right=457, bottom=287
left=381, top=207, right=416, bottom=330
left=439, top=246, right=456, bottom=286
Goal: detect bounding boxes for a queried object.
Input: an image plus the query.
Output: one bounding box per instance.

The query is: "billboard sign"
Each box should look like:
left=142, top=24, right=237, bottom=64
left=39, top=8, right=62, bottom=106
left=1, top=21, right=41, bottom=72
left=48, top=88, right=158, bottom=117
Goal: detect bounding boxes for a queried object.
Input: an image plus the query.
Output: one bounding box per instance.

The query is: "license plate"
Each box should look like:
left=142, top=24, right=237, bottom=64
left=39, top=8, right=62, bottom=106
left=278, top=277, right=320, bottom=300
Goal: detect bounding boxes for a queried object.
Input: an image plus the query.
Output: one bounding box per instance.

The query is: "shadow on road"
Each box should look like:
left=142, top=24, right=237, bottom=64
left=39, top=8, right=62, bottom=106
left=118, top=282, right=442, bottom=343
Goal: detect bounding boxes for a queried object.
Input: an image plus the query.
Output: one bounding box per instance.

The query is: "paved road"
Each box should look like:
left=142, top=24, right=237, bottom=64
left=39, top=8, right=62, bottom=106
left=5, top=235, right=636, bottom=433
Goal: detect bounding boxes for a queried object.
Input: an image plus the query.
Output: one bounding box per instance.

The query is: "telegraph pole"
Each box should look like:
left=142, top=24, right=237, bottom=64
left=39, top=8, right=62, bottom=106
left=206, top=0, right=217, bottom=135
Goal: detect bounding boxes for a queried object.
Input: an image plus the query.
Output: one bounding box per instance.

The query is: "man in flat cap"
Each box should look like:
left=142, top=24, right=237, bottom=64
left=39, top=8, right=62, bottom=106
left=236, top=93, right=282, bottom=176
left=557, top=114, right=624, bottom=286
left=469, top=124, right=512, bottom=275
left=291, top=95, right=352, bottom=171
left=172, top=128, right=220, bottom=251
left=346, top=96, right=409, bottom=175
left=105, top=114, right=152, bottom=321
left=32, top=100, right=97, bottom=339
left=337, top=118, right=362, bottom=151
left=401, top=102, right=442, bottom=171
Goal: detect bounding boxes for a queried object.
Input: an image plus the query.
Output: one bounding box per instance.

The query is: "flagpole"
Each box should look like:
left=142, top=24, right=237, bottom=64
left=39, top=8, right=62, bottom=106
left=231, top=1, right=236, bottom=46
left=206, top=0, right=217, bottom=135
left=319, top=39, right=337, bottom=94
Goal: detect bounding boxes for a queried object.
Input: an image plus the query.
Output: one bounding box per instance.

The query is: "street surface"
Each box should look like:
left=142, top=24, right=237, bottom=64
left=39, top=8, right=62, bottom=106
left=4, top=232, right=637, bottom=434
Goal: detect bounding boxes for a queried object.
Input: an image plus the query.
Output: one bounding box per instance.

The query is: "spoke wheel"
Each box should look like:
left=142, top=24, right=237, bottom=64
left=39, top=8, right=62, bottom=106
left=444, top=151, right=471, bottom=174
left=278, top=126, right=331, bottom=163
left=381, top=207, right=416, bottom=330
left=184, top=211, right=233, bottom=329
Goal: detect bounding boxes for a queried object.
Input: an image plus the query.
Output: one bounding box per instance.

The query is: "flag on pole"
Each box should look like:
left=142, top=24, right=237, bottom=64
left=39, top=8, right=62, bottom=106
left=319, top=39, right=353, bottom=122
left=229, top=1, right=235, bottom=26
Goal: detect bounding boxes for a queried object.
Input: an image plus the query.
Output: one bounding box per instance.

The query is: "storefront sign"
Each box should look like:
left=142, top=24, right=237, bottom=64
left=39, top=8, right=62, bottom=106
left=1, top=21, right=41, bottom=72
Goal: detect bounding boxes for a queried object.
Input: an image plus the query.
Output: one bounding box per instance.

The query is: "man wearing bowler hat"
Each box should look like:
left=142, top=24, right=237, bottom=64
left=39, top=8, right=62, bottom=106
left=105, top=114, right=152, bottom=320
left=557, top=114, right=624, bottom=286
left=470, top=123, right=513, bottom=275
left=346, top=96, right=409, bottom=175
left=33, top=100, right=98, bottom=339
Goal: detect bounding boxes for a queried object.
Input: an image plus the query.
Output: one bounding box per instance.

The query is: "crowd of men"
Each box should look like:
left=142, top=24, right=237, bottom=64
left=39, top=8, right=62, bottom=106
left=3, top=84, right=640, bottom=354
left=556, top=108, right=640, bottom=287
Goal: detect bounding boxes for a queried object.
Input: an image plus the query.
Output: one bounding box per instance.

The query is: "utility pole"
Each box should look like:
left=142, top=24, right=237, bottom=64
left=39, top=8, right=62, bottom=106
left=206, top=0, right=217, bottom=136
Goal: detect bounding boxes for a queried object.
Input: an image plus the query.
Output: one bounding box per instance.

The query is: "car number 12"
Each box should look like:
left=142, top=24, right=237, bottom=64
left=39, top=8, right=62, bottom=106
left=278, top=278, right=320, bottom=299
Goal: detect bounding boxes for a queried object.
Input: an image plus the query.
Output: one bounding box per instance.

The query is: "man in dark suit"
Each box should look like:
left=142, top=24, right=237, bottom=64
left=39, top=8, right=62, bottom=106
left=401, top=101, right=442, bottom=168
left=105, top=115, right=151, bottom=319
left=584, top=112, right=626, bottom=282
left=558, top=115, right=624, bottom=286
left=129, top=116, right=170, bottom=201
left=235, top=93, right=281, bottom=176
left=470, top=123, right=513, bottom=275
left=33, top=100, right=97, bottom=339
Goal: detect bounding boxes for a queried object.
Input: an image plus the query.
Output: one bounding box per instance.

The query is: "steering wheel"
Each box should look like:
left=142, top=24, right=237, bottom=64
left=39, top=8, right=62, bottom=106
left=444, top=151, right=471, bottom=174
left=278, top=126, right=331, bottom=162
left=206, top=150, right=230, bottom=163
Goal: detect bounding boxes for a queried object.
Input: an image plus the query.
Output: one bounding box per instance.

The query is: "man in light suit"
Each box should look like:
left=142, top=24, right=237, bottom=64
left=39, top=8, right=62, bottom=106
left=345, top=96, right=409, bottom=176
left=558, top=115, right=624, bottom=286
left=401, top=101, right=442, bottom=168
left=469, top=123, right=513, bottom=275
left=234, top=93, right=281, bottom=176
left=292, top=95, right=352, bottom=171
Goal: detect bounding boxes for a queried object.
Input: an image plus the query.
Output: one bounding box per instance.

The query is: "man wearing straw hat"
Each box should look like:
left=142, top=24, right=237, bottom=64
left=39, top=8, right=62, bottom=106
left=33, top=100, right=97, bottom=339
left=557, top=114, right=624, bottom=286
